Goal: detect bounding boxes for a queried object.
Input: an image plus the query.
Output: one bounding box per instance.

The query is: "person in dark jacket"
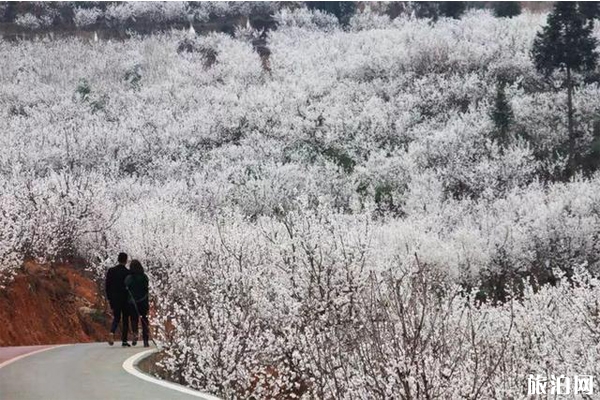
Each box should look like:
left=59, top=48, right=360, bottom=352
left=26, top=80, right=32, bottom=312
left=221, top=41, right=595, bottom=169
left=105, top=252, right=132, bottom=347
left=125, top=259, right=150, bottom=347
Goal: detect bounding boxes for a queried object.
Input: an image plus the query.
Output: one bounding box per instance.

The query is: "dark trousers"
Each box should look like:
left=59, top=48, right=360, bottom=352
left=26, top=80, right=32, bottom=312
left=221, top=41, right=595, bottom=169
left=129, top=300, right=149, bottom=343
left=110, top=302, right=130, bottom=343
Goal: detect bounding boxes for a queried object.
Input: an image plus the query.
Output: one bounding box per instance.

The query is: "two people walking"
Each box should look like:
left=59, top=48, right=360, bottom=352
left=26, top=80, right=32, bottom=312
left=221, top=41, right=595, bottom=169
left=105, top=252, right=150, bottom=347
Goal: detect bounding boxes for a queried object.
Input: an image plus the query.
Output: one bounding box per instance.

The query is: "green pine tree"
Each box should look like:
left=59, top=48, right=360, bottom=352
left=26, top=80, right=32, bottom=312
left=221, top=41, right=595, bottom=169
left=412, top=2, right=466, bottom=21
left=439, top=2, right=466, bottom=19
left=493, top=2, right=521, bottom=18
left=412, top=2, right=440, bottom=20
left=578, top=1, right=600, bottom=26
left=531, top=2, right=599, bottom=175
left=491, top=79, right=514, bottom=150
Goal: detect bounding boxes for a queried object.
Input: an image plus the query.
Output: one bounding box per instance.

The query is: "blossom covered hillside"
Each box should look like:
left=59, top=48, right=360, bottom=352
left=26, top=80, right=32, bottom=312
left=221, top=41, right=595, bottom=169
left=2, top=5, right=600, bottom=398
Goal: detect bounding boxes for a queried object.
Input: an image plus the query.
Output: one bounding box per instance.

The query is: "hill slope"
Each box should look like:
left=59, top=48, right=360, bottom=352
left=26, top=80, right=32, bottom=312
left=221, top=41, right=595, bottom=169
left=0, top=261, right=107, bottom=346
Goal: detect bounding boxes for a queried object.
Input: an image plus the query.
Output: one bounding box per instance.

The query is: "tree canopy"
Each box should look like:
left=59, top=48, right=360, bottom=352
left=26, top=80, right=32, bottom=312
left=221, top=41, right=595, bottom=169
left=532, top=2, right=598, bottom=76
left=493, top=1, right=521, bottom=18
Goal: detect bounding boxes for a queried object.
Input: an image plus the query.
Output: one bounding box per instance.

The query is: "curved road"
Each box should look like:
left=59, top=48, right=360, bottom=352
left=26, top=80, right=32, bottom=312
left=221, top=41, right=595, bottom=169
left=0, top=343, right=219, bottom=400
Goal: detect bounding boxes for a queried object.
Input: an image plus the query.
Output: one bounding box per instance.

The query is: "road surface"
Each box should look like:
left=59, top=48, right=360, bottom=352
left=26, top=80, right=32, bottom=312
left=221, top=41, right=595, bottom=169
left=0, top=345, right=54, bottom=365
left=0, top=343, right=220, bottom=400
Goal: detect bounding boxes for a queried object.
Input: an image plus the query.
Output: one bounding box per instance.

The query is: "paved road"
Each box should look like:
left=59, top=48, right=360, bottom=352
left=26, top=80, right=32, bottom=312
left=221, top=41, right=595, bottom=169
left=0, top=343, right=218, bottom=400
left=0, top=345, right=54, bottom=365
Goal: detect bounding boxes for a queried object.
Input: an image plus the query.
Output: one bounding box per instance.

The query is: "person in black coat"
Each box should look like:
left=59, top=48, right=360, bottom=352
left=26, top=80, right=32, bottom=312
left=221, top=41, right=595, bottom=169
left=125, top=260, right=150, bottom=347
left=105, top=252, right=132, bottom=346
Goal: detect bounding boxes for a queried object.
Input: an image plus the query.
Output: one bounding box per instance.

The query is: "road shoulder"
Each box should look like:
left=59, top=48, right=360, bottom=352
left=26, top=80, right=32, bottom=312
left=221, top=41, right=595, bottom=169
left=123, top=349, right=222, bottom=400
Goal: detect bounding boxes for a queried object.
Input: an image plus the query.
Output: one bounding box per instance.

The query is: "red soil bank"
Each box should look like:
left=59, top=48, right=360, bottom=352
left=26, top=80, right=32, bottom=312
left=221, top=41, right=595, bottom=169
left=0, top=260, right=109, bottom=346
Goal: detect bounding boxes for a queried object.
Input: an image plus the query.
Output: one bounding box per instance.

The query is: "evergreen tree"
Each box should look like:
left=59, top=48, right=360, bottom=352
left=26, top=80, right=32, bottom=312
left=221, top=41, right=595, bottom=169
left=412, top=2, right=466, bottom=21
left=439, top=2, right=466, bottom=19
left=412, top=2, right=440, bottom=20
left=531, top=2, right=598, bottom=175
left=490, top=79, right=514, bottom=150
left=578, top=1, right=600, bottom=25
left=493, top=2, right=521, bottom=18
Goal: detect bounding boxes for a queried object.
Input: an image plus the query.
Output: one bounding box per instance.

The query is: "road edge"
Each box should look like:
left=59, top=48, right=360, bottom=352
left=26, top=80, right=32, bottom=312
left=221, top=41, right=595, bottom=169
left=0, top=344, right=68, bottom=370
left=122, top=348, right=222, bottom=400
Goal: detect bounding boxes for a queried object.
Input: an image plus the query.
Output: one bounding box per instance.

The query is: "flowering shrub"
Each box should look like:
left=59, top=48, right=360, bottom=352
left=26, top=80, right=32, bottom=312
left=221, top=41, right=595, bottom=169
left=104, top=2, right=189, bottom=27
left=8, top=2, right=282, bottom=31
left=274, top=7, right=340, bottom=32
left=73, top=7, right=103, bottom=28
left=14, top=13, right=43, bottom=30
left=110, top=205, right=600, bottom=398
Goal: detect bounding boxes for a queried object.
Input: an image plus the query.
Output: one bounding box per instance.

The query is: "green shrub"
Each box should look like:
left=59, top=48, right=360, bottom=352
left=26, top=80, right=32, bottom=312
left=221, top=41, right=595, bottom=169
left=75, top=78, right=91, bottom=101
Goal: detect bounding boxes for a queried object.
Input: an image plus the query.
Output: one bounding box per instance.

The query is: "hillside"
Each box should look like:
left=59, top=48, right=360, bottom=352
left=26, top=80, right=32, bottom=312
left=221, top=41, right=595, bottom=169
left=0, top=260, right=107, bottom=346
left=2, top=4, right=600, bottom=398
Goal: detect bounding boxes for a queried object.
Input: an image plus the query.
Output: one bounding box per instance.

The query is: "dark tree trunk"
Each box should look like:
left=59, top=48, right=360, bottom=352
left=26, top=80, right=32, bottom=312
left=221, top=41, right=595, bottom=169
left=566, top=65, right=575, bottom=175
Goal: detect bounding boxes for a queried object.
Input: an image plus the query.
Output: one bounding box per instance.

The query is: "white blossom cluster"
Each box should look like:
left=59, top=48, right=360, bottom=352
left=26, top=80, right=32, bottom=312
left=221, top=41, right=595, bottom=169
left=2, top=7, right=600, bottom=398
left=12, top=2, right=281, bottom=30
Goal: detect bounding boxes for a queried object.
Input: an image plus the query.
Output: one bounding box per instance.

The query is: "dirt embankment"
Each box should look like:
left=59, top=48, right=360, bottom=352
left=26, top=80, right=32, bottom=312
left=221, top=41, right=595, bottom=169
left=0, top=260, right=110, bottom=346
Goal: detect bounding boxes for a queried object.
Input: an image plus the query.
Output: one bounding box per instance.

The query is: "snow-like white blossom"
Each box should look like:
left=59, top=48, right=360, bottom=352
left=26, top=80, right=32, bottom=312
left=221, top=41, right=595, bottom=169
left=2, top=6, right=600, bottom=399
